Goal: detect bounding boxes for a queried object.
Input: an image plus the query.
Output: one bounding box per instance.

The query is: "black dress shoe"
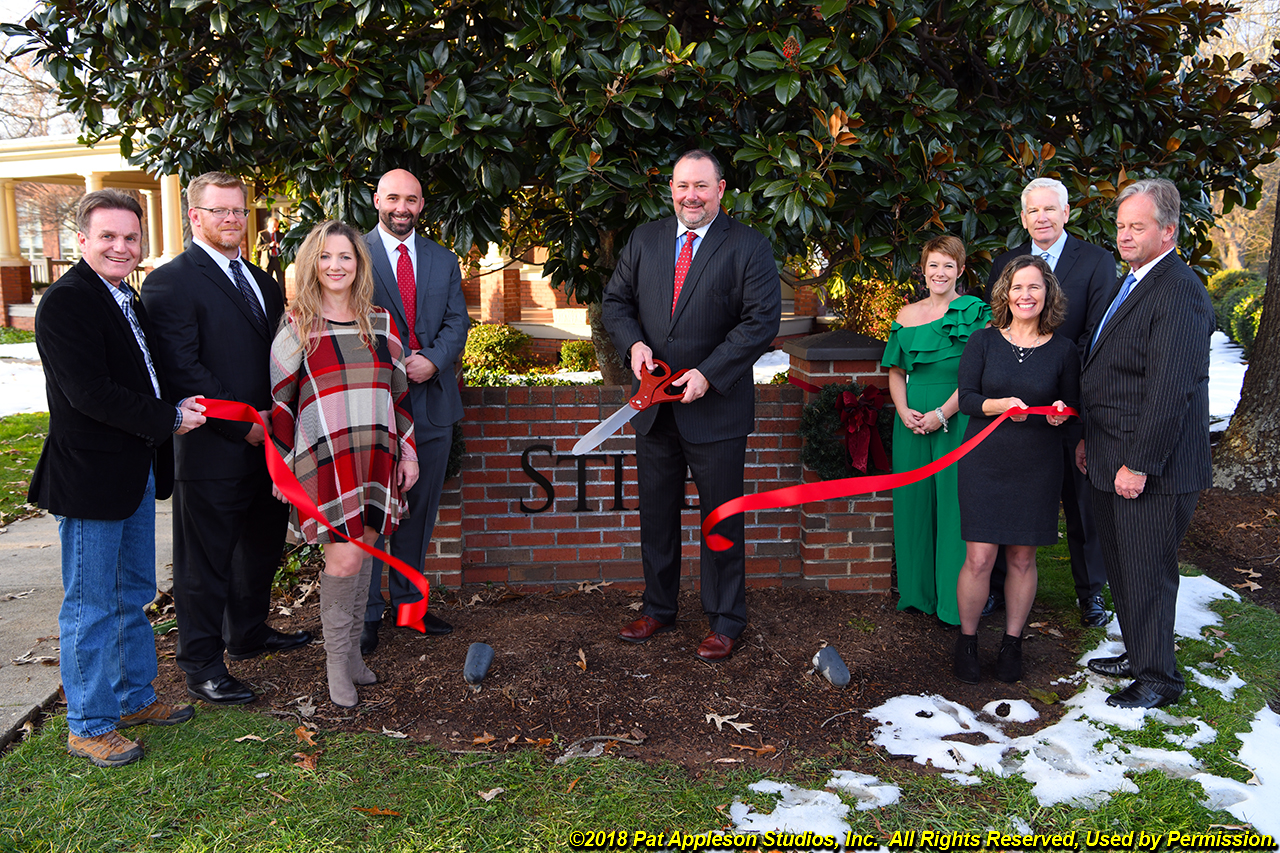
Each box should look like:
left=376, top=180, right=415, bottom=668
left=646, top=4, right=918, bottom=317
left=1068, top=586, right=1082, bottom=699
left=1106, top=680, right=1180, bottom=709
left=420, top=612, right=453, bottom=635
left=361, top=620, right=380, bottom=655
left=187, top=674, right=256, bottom=705
left=1087, top=652, right=1132, bottom=678
left=1079, top=594, right=1109, bottom=628
left=981, top=592, right=1004, bottom=618
left=228, top=628, right=314, bottom=660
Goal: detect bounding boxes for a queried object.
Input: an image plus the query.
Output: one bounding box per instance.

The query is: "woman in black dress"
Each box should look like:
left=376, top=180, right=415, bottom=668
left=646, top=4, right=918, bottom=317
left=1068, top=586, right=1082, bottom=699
left=953, top=255, right=1078, bottom=683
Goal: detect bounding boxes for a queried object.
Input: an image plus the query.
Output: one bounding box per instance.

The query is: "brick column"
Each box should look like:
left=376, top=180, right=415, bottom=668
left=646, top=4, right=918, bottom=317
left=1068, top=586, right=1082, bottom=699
left=783, top=330, right=894, bottom=591
left=479, top=267, right=522, bottom=324
left=792, top=285, right=822, bottom=316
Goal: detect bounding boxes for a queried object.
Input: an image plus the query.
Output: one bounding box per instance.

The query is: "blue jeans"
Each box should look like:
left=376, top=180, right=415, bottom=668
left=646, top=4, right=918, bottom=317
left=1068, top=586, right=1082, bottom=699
left=57, top=469, right=159, bottom=737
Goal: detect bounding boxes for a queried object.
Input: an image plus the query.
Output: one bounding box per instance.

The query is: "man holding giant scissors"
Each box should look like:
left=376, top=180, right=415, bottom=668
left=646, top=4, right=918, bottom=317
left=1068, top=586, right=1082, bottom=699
left=601, top=149, right=781, bottom=661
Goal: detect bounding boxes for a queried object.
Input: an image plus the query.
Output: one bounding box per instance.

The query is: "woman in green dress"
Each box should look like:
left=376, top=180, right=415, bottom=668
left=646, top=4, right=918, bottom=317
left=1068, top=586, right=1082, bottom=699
left=881, top=235, right=991, bottom=626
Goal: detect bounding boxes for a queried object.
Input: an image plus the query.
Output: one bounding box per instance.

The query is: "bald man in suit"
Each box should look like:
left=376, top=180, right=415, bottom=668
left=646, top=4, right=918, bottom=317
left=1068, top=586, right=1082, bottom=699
left=602, top=149, right=781, bottom=662
left=360, top=168, right=470, bottom=652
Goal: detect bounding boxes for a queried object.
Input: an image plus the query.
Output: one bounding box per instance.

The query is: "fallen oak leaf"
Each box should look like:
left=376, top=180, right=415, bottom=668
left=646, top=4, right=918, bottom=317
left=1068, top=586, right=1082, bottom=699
left=293, top=751, right=319, bottom=770
left=730, top=744, right=777, bottom=756
left=1235, top=568, right=1262, bottom=578
left=705, top=712, right=740, bottom=732
left=576, top=648, right=587, bottom=672
left=478, top=787, right=505, bottom=801
left=294, top=726, right=318, bottom=746
left=726, top=719, right=756, bottom=734
left=525, top=736, right=553, bottom=747
left=467, top=593, right=483, bottom=606
left=381, top=727, right=409, bottom=739
left=626, top=601, right=643, bottom=611
left=576, top=580, right=612, bottom=593
left=567, top=777, right=580, bottom=794
left=473, top=732, right=497, bottom=745
left=234, top=734, right=267, bottom=743
left=1214, top=649, right=1228, bottom=659
left=1233, top=581, right=1262, bottom=592
left=1206, top=628, right=1226, bottom=638
left=353, top=806, right=401, bottom=816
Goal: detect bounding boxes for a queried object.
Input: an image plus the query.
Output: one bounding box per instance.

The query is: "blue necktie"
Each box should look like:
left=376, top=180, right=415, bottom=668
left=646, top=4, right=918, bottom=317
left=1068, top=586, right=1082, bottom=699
left=229, top=259, right=268, bottom=335
left=1093, top=272, right=1137, bottom=347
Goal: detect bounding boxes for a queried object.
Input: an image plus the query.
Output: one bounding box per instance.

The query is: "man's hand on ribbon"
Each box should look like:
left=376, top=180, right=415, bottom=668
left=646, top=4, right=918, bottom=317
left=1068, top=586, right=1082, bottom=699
left=243, top=411, right=270, bottom=446
left=629, top=341, right=655, bottom=379
left=176, top=395, right=207, bottom=435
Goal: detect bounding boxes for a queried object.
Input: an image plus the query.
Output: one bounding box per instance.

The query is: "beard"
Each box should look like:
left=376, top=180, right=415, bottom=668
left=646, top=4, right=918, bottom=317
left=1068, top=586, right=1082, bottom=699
left=379, top=208, right=417, bottom=238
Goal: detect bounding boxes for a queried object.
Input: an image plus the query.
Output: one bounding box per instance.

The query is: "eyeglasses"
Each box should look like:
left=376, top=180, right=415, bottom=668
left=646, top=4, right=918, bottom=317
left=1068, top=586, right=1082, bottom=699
left=192, top=206, right=250, bottom=219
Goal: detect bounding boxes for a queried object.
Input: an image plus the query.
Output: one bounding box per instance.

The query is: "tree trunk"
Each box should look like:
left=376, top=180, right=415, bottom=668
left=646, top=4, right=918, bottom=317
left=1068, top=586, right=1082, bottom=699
left=589, top=301, right=629, bottom=386
left=1213, top=187, right=1280, bottom=492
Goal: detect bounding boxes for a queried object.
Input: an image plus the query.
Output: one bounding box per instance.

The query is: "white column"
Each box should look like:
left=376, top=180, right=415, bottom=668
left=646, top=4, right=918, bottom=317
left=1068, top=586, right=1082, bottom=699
left=159, top=174, right=184, bottom=262
left=1, top=182, right=22, bottom=262
left=82, top=171, right=105, bottom=192
left=142, top=189, right=162, bottom=265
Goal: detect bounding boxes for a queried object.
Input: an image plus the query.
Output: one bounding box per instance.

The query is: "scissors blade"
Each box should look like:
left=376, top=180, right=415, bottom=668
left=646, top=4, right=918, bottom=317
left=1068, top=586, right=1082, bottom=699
left=572, top=403, right=639, bottom=455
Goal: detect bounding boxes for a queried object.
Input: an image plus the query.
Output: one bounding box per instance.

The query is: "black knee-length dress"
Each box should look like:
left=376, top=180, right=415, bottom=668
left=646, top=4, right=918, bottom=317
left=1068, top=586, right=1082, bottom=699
left=956, top=327, right=1080, bottom=545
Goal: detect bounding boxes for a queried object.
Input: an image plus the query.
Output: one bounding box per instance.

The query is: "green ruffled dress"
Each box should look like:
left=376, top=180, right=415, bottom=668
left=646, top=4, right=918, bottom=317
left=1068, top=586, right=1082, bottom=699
left=881, top=295, right=991, bottom=625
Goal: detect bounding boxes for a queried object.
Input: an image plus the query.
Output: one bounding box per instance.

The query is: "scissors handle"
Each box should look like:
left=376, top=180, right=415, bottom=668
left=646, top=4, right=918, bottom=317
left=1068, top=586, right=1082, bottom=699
left=629, top=360, right=690, bottom=410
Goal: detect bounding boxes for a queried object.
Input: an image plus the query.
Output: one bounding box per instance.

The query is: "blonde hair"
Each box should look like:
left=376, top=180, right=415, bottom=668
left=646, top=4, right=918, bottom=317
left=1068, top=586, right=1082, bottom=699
left=286, top=220, right=377, bottom=355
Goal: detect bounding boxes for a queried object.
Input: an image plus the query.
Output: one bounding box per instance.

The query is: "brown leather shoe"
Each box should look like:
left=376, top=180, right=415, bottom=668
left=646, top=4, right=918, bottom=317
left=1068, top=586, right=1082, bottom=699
left=67, top=731, right=144, bottom=768
left=618, top=615, right=674, bottom=643
left=696, top=632, right=736, bottom=661
left=119, top=700, right=195, bottom=728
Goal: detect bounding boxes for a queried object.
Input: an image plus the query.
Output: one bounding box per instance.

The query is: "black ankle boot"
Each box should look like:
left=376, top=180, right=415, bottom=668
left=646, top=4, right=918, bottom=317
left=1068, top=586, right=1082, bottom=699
left=953, top=633, right=980, bottom=684
left=995, top=633, right=1023, bottom=683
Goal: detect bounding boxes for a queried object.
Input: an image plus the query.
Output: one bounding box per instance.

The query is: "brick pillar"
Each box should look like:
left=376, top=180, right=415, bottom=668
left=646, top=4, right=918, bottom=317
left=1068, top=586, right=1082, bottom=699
left=783, top=330, right=894, bottom=590
left=793, top=285, right=822, bottom=316
left=479, top=267, right=522, bottom=324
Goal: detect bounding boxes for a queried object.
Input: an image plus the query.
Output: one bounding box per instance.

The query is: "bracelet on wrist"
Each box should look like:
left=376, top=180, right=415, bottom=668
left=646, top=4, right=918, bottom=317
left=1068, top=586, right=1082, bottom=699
left=935, top=407, right=949, bottom=432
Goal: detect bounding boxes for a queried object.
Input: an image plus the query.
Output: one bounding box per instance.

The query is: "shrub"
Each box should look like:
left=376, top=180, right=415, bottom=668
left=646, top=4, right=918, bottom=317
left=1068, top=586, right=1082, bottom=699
left=463, top=323, right=534, bottom=374
left=1231, top=289, right=1266, bottom=358
left=1215, top=281, right=1265, bottom=334
left=1206, top=268, right=1261, bottom=301
left=559, top=340, right=598, bottom=371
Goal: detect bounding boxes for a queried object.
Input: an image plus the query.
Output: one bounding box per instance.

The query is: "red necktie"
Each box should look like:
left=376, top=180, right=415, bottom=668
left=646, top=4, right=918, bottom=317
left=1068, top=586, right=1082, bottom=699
left=396, top=243, right=420, bottom=349
left=672, top=231, right=696, bottom=316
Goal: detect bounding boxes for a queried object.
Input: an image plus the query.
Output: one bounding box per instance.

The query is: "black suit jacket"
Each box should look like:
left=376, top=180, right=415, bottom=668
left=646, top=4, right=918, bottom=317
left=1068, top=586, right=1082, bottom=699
left=364, top=229, right=469, bottom=434
left=29, top=259, right=177, bottom=519
left=988, top=234, right=1117, bottom=349
left=601, top=212, right=781, bottom=443
left=1080, top=251, right=1213, bottom=494
left=141, top=242, right=284, bottom=480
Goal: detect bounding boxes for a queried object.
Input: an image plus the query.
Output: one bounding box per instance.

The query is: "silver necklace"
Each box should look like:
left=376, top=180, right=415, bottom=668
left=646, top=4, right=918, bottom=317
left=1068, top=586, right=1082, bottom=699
left=1005, top=329, right=1042, bottom=364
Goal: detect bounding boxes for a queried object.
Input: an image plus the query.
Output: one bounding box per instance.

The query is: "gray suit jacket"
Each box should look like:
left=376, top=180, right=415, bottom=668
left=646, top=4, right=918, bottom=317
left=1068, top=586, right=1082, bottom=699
left=363, top=229, right=469, bottom=435
left=601, top=212, right=781, bottom=443
left=1080, top=251, right=1213, bottom=494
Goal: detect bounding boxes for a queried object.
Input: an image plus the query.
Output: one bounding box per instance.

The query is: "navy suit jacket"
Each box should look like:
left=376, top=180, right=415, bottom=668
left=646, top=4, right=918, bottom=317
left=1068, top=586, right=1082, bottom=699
left=29, top=259, right=177, bottom=518
left=601, top=212, right=781, bottom=443
left=1080, top=251, right=1213, bottom=494
left=364, top=229, right=469, bottom=435
left=141, top=243, right=284, bottom=480
left=988, top=234, right=1117, bottom=349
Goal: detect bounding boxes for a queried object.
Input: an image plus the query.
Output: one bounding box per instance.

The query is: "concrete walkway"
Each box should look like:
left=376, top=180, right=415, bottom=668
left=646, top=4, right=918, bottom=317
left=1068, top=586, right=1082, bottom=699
left=0, top=500, right=173, bottom=748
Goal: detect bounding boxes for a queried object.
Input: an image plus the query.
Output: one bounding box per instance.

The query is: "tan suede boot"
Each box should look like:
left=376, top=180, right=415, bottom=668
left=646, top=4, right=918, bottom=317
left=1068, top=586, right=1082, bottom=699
left=320, top=571, right=359, bottom=707
left=349, top=555, right=377, bottom=686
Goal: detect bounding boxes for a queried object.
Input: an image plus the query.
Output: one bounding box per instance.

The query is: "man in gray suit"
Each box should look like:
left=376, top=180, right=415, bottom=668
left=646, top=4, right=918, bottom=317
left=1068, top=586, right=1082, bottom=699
left=985, top=177, right=1116, bottom=627
left=360, top=168, right=470, bottom=652
left=1077, top=178, right=1213, bottom=709
left=602, top=149, right=781, bottom=661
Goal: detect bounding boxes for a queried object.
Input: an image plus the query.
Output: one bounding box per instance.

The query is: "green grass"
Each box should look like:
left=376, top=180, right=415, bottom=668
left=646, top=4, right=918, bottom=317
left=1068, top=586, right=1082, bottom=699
left=0, top=412, right=47, bottom=526
left=4, top=585, right=1277, bottom=852
left=0, top=328, right=35, bottom=345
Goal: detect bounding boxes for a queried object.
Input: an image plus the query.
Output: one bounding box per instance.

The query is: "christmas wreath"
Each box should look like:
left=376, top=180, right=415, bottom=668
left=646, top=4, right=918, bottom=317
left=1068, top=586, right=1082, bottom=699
left=798, top=381, right=895, bottom=481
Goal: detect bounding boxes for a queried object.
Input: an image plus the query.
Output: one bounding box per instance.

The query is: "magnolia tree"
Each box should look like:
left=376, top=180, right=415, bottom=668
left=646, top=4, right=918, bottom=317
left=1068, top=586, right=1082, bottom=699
left=8, top=0, right=1280, bottom=384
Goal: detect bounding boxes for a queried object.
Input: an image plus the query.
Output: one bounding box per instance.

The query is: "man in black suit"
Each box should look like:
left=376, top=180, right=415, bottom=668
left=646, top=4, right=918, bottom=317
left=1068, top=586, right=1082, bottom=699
left=985, top=177, right=1117, bottom=627
left=142, top=172, right=311, bottom=707
left=1078, top=178, right=1213, bottom=709
left=31, top=190, right=205, bottom=767
left=602, top=149, right=781, bottom=661
left=360, top=168, right=470, bottom=652
left=255, top=216, right=285, bottom=294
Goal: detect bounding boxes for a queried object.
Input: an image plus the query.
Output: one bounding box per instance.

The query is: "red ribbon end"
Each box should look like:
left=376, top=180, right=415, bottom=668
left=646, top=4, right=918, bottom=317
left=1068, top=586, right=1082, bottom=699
left=706, top=533, right=733, bottom=552
left=396, top=602, right=428, bottom=634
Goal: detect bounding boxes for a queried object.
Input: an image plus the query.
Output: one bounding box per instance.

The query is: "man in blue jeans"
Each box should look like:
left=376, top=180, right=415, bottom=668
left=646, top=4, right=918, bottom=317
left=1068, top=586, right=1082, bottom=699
left=29, top=190, right=206, bottom=767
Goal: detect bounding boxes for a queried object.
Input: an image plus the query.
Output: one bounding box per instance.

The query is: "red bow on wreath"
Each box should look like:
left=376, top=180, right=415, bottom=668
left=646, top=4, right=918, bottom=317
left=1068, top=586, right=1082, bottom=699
left=837, top=385, right=890, bottom=473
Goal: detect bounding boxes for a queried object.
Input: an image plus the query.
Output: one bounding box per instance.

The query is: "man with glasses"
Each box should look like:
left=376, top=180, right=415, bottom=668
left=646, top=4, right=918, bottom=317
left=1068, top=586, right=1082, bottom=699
left=142, top=172, right=311, bottom=707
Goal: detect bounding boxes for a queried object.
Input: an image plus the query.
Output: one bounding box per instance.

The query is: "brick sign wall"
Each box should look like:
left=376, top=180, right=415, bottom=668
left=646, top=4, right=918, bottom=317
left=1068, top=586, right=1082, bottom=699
left=416, top=331, right=894, bottom=596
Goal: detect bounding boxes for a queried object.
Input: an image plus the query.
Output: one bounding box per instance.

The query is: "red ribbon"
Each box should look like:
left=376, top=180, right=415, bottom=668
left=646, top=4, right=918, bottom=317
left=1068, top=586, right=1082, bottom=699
left=201, top=399, right=430, bottom=632
left=703, top=405, right=1077, bottom=551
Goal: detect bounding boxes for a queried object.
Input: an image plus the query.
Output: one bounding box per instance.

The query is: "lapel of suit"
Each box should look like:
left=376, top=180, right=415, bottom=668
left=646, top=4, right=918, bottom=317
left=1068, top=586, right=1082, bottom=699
left=79, top=260, right=149, bottom=379
left=1085, top=252, right=1176, bottom=365
left=414, top=233, right=436, bottom=316
left=670, top=213, right=728, bottom=328
left=367, top=230, right=411, bottom=338
left=1054, top=236, right=1082, bottom=281
left=190, top=246, right=272, bottom=344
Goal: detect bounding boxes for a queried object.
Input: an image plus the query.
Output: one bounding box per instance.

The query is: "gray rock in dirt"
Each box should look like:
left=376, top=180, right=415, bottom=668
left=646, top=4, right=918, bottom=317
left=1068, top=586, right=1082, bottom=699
left=464, top=642, right=495, bottom=686
left=813, top=645, right=850, bottom=687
